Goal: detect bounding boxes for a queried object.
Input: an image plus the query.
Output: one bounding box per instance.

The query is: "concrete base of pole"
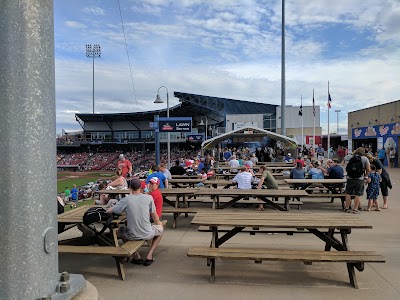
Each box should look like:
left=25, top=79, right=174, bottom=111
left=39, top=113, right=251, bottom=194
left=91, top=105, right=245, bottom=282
left=73, top=281, right=98, bottom=300
left=44, top=273, right=86, bottom=299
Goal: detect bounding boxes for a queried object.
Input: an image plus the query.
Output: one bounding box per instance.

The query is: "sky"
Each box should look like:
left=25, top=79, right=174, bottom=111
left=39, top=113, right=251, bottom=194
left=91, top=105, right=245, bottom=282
left=54, top=0, right=400, bottom=135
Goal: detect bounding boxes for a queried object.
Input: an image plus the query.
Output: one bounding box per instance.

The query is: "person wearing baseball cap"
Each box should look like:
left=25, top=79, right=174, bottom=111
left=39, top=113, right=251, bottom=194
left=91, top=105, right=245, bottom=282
left=106, top=177, right=164, bottom=266
left=148, top=177, right=163, bottom=219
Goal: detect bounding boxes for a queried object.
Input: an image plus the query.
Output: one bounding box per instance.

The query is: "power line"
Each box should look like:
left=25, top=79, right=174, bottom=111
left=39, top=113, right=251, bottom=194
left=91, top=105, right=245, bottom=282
left=117, top=0, right=138, bottom=111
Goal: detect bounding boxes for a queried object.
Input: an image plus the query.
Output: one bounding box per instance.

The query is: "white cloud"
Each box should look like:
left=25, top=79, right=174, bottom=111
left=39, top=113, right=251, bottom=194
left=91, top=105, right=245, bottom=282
left=82, top=6, right=106, bottom=16
left=65, top=21, right=87, bottom=29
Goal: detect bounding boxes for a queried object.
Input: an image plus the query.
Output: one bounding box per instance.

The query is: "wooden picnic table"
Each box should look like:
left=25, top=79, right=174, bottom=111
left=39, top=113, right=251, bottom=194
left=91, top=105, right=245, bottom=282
left=171, top=175, right=200, bottom=179
left=284, top=178, right=346, bottom=194
left=215, top=172, right=282, bottom=180
left=194, top=188, right=308, bottom=210
left=168, top=178, right=205, bottom=188
left=203, top=179, right=287, bottom=189
left=189, top=211, right=385, bottom=287
left=161, top=188, right=199, bottom=208
left=217, top=165, right=260, bottom=171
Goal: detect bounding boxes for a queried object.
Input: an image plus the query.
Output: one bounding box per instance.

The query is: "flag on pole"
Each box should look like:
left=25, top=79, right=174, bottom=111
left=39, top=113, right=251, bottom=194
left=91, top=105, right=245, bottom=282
left=328, top=92, right=332, bottom=108
left=299, top=104, right=303, bottom=116
left=312, top=95, right=316, bottom=116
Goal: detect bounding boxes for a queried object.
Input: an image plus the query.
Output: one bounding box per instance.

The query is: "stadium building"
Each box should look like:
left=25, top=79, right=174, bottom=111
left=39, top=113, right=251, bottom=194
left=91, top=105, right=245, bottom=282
left=58, top=92, right=321, bottom=152
left=348, top=99, right=400, bottom=167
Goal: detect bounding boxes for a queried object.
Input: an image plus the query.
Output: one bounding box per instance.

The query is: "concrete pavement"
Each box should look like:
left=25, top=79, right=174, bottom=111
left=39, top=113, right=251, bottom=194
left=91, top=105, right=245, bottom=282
left=61, top=167, right=400, bottom=300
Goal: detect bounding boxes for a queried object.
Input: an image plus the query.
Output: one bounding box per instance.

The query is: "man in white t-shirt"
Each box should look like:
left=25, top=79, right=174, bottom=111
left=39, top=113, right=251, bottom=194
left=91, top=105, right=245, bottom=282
left=228, top=155, right=240, bottom=173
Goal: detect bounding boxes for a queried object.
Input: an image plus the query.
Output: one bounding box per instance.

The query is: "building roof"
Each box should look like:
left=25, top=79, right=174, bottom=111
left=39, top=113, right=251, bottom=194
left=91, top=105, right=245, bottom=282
left=75, top=92, right=277, bottom=126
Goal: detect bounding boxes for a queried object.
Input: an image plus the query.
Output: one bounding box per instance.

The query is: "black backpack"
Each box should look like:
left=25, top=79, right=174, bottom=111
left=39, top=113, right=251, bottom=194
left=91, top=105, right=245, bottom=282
left=346, top=155, right=364, bottom=178
left=83, top=207, right=114, bottom=235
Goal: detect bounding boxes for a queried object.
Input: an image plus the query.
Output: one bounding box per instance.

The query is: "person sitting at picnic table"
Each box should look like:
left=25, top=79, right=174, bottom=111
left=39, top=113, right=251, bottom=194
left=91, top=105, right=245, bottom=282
left=290, top=162, right=306, bottom=179
left=148, top=177, right=163, bottom=220
left=256, top=165, right=279, bottom=211
left=321, top=159, right=344, bottom=179
left=146, top=165, right=168, bottom=189
left=284, top=153, right=293, bottom=163
left=169, top=160, right=186, bottom=176
left=308, top=161, right=325, bottom=179
left=294, top=155, right=305, bottom=167
left=96, top=168, right=128, bottom=205
left=228, top=155, right=240, bottom=173
left=106, top=178, right=164, bottom=266
left=232, top=166, right=254, bottom=189
left=159, top=163, right=172, bottom=180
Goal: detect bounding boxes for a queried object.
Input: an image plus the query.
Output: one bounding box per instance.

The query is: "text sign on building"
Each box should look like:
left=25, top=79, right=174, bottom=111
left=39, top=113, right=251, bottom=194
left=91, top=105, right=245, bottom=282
left=158, top=117, right=192, bottom=132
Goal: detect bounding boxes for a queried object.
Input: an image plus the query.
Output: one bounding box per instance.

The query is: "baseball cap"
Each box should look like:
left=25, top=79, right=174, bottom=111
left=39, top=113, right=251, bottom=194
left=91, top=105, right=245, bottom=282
left=119, top=154, right=124, bottom=159
left=149, top=177, right=159, bottom=185
left=129, top=177, right=141, bottom=189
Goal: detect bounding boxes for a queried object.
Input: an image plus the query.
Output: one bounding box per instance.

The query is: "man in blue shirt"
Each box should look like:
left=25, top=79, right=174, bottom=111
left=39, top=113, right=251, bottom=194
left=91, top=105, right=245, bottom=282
left=223, top=148, right=232, bottom=161
left=70, top=184, right=78, bottom=208
left=378, top=147, right=386, bottom=165
left=146, top=165, right=168, bottom=188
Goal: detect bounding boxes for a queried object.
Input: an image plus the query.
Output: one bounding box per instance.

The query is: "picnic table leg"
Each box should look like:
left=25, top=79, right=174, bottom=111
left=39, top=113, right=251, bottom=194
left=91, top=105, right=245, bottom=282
left=347, top=263, right=358, bottom=288
left=210, top=258, right=216, bottom=283
left=324, top=229, right=334, bottom=251
left=114, top=257, right=126, bottom=280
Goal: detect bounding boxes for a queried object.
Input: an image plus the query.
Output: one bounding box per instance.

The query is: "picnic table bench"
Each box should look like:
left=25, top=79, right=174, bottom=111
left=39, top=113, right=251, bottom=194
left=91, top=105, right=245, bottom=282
left=58, top=205, right=167, bottom=280
left=188, top=211, right=385, bottom=288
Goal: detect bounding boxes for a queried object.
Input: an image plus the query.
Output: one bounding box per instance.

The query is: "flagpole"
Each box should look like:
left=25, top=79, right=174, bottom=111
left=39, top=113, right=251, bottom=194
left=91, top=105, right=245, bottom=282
left=313, top=89, right=315, bottom=155
left=327, top=81, right=330, bottom=160
left=301, top=95, right=303, bottom=152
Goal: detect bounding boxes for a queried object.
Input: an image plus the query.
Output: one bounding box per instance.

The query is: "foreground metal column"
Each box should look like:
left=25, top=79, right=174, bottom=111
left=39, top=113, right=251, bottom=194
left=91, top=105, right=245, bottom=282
left=0, top=1, right=85, bottom=299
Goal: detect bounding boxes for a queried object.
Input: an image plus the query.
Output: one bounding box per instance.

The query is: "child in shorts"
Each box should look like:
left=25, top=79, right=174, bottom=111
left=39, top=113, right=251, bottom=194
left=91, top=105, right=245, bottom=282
left=365, top=165, right=382, bottom=211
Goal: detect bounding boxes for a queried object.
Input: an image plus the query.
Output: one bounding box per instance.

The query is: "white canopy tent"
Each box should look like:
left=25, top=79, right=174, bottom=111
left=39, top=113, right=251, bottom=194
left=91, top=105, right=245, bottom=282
left=201, top=125, right=298, bottom=150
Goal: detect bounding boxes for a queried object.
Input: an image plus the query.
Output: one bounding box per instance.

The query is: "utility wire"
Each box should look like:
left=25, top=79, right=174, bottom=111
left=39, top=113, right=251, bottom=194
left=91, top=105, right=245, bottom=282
left=117, top=0, right=138, bottom=111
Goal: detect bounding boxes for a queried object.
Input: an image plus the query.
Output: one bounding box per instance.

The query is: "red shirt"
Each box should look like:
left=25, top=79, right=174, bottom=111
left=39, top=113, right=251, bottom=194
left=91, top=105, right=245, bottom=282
left=150, top=189, right=163, bottom=218
left=295, top=159, right=305, bottom=167
left=117, top=159, right=132, bottom=178
left=337, top=148, right=345, bottom=158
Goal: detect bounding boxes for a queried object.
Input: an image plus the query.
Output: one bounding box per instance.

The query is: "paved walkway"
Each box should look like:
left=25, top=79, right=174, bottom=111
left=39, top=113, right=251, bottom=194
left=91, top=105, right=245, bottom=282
left=60, top=167, right=400, bottom=300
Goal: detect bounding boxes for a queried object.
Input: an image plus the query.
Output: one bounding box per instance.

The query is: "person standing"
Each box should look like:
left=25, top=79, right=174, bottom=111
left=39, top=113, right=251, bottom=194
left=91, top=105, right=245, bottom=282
left=64, top=187, right=71, bottom=202
left=364, top=165, right=382, bottom=211
left=389, top=147, right=396, bottom=168
left=336, top=146, right=345, bottom=165
left=366, top=153, right=392, bottom=209
left=70, top=184, right=78, bottom=208
left=316, top=144, right=325, bottom=164
left=378, top=147, right=386, bottom=165
left=117, top=153, right=133, bottom=178
left=343, top=147, right=371, bottom=214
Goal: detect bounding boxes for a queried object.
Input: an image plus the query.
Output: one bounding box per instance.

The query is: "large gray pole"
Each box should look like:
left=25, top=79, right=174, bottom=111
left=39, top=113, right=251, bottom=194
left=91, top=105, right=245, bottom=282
left=281, top=0, right=286, bottom=136
left=0, top=1, right=85, bottom=299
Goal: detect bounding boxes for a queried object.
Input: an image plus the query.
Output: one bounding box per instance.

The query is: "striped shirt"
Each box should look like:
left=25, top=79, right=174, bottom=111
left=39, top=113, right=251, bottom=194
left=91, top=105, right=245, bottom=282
left=232, top=172, right=253, bottom=189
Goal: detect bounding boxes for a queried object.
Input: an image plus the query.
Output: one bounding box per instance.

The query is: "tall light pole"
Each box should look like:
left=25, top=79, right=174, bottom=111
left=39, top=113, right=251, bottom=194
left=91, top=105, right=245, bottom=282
left=199, top=116, right=208, bottom=140
left=335, top=109, right=341, bottom=134
left=86, top=44, right=101, bottom=114
left=154, top=86, right=170, bottom=169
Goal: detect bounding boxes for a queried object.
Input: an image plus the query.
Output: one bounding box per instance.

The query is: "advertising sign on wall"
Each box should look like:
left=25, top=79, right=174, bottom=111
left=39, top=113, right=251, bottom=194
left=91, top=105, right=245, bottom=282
left=158, top=117, right=192, bottom=132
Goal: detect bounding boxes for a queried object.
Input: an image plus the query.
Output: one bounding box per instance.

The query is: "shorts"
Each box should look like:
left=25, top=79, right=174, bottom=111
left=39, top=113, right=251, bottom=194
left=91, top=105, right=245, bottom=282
left=344, top=179, right=365, bottom=196
left=380, top=178, right=389, bottom=197
left=118, top=225, right=164, bottom=241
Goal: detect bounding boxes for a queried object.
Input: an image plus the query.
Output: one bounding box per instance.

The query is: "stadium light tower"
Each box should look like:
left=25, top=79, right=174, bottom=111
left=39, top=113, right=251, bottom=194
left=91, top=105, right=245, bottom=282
left=86, top=44, right=101, bottom=114
left=154, top=86, right=170, bottom=169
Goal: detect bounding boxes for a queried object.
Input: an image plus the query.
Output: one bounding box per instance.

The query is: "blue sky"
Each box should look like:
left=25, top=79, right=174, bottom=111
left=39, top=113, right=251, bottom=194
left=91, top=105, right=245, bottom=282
left=54, top=0, right=400, bottom=134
